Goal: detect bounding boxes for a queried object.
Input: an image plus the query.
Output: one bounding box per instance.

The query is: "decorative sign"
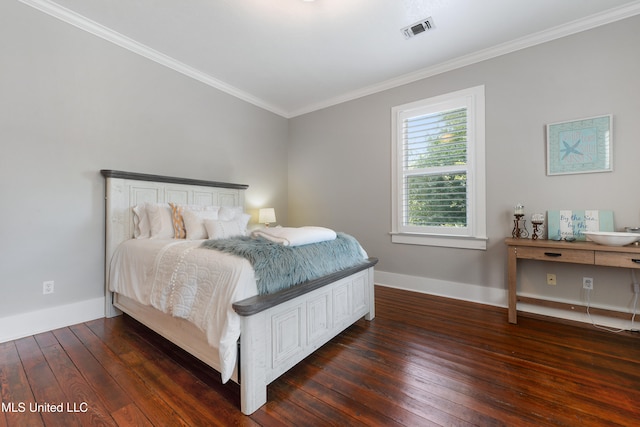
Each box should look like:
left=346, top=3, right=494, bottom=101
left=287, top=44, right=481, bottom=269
left=547, top=210, right=614, bottom=241
left=546, top=115, right=612, bottom=175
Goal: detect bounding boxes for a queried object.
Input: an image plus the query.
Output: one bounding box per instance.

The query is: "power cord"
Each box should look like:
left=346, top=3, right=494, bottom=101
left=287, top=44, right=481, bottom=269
left=585, top=269, right=639, bottom=333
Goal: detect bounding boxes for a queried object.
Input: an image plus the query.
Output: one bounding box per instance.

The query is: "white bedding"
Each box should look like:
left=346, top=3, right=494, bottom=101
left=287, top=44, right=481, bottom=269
left=251, top=226, right=337, bottom=246
left=108, top=239, right=259, bottom=383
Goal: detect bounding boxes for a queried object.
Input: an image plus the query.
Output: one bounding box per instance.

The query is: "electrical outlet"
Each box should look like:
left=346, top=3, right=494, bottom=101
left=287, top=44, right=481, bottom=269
left=583, top=277, right=593, bottom=290
left=546, top=274, right=557, bottom=285
left=43, top=280, right=54, bottom=294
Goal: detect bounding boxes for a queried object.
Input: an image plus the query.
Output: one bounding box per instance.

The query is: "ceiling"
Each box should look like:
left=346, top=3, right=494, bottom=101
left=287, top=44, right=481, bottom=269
left=21, top=0, right=640, bottom=118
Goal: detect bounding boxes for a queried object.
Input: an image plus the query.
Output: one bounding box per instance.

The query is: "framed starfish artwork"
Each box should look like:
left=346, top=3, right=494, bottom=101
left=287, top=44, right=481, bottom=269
left=546, top=115, right=612, bottom=175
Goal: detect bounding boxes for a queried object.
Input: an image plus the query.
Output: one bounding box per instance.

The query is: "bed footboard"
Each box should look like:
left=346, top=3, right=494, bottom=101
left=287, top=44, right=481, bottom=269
left=234, top=259, right=377, bottom=415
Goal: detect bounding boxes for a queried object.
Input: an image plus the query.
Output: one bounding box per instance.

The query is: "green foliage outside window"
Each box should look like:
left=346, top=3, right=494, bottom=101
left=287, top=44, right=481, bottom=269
left=404, top=108, right=468, bottom=227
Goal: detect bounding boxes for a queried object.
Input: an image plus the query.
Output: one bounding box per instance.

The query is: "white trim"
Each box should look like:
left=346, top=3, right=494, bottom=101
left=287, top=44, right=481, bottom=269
left=517, top=303, right=636, bottom=332
left=391, top=85, right=486, bottom=250
left=390, top=233, right=487, bottom=250
left=375, top=270, right=506, bottom=307
left=290, top=1, right=640, bottom=117
left=0, top=297, right=105, bottom=343
left=18, top=0, right=288, bottom=118
left=376, top=270, right=637, bottom=331
left=18, top=0, right=640, bottom=119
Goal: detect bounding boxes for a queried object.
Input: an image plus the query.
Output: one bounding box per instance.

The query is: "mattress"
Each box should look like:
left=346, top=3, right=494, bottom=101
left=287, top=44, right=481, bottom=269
left=108, top=239, right=259, bottom=382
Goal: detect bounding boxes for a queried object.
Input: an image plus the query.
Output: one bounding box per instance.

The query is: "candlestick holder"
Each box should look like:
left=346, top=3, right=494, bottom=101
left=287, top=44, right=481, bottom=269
left=531, top=213, right=545, bottom=240
left=512, top=214, right=529, bottom=239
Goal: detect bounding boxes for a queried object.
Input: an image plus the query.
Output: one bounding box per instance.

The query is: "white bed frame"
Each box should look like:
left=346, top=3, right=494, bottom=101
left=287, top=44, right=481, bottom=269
left=101, top=170, right=377, bottom=415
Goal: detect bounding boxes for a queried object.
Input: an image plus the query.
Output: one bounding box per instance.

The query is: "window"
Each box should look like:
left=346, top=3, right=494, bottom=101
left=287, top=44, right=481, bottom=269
left=391, top=85, right=487, bottom=250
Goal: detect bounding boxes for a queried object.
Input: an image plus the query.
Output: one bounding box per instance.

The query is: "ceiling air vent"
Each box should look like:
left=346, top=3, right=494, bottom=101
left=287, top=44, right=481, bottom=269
left=402, top=17, right=435, bottom=39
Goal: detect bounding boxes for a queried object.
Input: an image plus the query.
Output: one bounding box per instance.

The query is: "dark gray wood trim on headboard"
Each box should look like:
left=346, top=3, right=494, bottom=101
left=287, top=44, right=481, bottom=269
left=100, top=170, right=249, bottom=190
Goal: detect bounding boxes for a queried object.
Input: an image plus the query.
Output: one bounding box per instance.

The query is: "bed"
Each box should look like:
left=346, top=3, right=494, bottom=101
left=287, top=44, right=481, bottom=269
left=101, top=170, right=377, bottom=415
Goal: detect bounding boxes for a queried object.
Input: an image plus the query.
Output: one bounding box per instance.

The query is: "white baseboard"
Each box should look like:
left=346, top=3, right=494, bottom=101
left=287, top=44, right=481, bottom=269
left=0, top=297, right=105, bottom=343
left=516, top=301, right=638, bottom=332
left=374, top=270, right=638, bottom=331
left=374, top=270, right=507, bottom=308
left=2, top=273, right=636, bottom=343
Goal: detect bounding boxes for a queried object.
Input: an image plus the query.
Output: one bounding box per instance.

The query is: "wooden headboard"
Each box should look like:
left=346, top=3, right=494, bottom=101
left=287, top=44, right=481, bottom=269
left=100, top=170, right=249, bottom=316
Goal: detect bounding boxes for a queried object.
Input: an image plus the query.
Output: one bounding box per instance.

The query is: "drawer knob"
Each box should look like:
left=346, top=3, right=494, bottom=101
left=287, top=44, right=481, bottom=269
left=544, top=252, right=562, bottom=258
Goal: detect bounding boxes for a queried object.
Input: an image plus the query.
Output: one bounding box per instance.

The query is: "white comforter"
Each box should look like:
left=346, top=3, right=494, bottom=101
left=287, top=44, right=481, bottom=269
left=108, top=239, right=258, bottom=383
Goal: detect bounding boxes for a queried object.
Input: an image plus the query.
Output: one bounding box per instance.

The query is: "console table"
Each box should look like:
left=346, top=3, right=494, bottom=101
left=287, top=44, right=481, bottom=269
left=505, top=238, right=640, bottom=324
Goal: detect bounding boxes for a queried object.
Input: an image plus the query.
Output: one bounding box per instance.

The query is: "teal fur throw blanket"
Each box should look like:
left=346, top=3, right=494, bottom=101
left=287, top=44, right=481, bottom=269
left=201, top=233, right=365, bottom=295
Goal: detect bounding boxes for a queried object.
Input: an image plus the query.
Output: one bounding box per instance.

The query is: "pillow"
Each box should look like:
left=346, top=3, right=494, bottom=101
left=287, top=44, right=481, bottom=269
left=183, top=209, right=220, bottom=240
left=169, top=203, right=186, bottom=239
left=170, top=204, right=221, bottom=239
left=132, top=203, right=151, bottom=239
left=204, top=214, right=251, bottom=240
left=218, top=206, right=243, bottom=221
left=145, top=203, right=174, bottom=239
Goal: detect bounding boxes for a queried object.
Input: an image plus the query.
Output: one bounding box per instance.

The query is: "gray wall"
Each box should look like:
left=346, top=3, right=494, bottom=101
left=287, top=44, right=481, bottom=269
left=288, top=15, right=640, bottom=316
left=2, top=0, right=639, bottom=334
left=0, top=1, right=288, bottom=320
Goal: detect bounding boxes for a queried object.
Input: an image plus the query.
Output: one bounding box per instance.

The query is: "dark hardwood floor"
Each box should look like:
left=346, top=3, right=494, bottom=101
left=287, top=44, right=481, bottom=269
left=2, top=285, right=639, bottom=426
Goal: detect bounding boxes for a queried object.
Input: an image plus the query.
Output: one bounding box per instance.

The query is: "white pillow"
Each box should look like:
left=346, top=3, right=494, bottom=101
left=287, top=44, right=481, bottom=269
left=132, top=203, right=151, bottom=239
left=183, top=209, right=220, bottom=240
left=204, top=214, right=251, bottom=239
left=218, top=206, right=243, bottom=221
left=145, top=203, right=174, bottom=239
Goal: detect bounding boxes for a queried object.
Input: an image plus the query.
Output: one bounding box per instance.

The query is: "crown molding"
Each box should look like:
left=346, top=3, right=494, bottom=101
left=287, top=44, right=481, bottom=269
left=19, top=0, right=640, bottom=119
left=19, top=0, right=289, bottom=118
left=288, top=0, right=640, bottom=117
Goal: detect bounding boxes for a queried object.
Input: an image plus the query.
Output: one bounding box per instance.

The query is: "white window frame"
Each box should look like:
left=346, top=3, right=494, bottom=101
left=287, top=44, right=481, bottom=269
left=391, top=85, right=487, bottom=250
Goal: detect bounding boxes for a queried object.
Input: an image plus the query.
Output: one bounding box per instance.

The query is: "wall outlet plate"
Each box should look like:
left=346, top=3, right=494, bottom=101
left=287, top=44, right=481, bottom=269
left=546, top=274, right=557, bottom=285
left=43, top=280, right=54, bottom=294
left=583, top=277, right=593, bottom=290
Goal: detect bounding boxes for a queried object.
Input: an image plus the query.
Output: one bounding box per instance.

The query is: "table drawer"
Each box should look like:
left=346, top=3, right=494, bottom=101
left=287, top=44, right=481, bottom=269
left=516, top=246, right=594, bottom=264
left=595, top=251, right=640, bottom=269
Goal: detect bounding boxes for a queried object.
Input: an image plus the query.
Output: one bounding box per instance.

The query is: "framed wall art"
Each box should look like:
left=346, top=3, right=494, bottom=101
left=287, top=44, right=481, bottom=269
left=546, top=114, right=612, bottom=176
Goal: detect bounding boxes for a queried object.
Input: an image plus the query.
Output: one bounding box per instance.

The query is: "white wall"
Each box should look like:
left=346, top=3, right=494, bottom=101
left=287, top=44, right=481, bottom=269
left=288, top=15, right=640, bottom=327
left=0, top=1, right=288, bottom=340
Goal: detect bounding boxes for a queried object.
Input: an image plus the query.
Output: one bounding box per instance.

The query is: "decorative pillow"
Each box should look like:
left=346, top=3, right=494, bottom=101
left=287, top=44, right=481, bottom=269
left=169, top=203, right=186, bottom=239
left=145, top=203, right=174, bottom=239
left=204, top=214, right=251, bottom=240
left=132, top=203, right=151, bottom=239
left=169, top=204, right=221, bottom=239
left=183, top=209, right=220, bottom=240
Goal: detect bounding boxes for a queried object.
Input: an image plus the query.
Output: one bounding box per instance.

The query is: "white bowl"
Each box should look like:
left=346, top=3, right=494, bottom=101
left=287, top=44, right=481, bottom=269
left=584, top=231, right=640, bottom=246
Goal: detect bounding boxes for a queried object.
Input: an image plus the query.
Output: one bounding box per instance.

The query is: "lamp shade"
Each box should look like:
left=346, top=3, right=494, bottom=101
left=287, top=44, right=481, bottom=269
left=259, top=208, right=276, bottom=225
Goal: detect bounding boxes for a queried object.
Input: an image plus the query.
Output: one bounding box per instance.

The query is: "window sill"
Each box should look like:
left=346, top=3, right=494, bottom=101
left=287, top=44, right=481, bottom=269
left=390, top=232, right=487, bottom=250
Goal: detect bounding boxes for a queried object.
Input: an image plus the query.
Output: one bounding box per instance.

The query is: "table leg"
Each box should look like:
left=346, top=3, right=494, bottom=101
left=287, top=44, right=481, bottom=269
left=507, top=247, right=518, bottom=324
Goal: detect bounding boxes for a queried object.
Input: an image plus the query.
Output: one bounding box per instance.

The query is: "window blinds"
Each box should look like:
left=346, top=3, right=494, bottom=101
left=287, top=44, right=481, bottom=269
left=401, top=107, right=468, bottom=228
